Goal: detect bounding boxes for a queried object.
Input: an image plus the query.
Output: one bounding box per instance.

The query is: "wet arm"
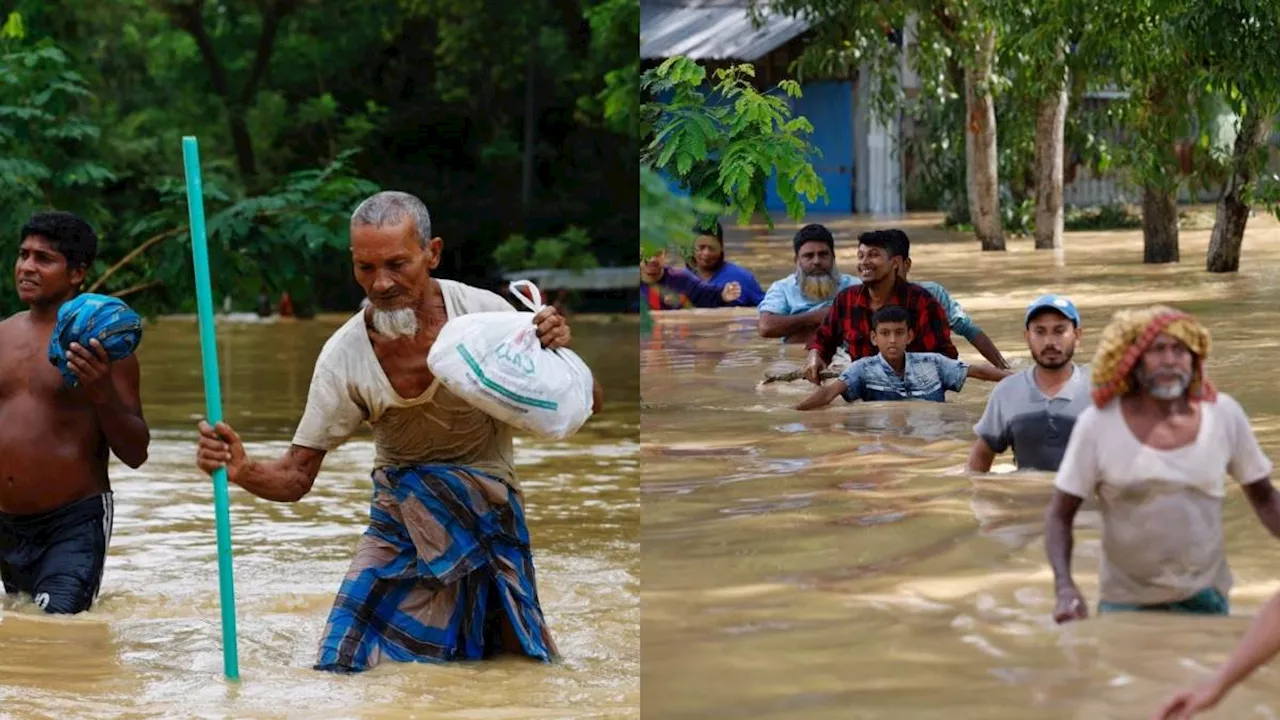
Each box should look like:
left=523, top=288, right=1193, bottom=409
left=660, top=268, right=727, bottom=307
left=796, top=381, right=848, bottom=411
left=966, top=363, right=1013, bottom=383
left=235, top=444, right=326, bottom=503
left=97, top=354, right=150, bottom=468
left=1242, top=478, right=1280, bottom=539
left=1045, top=490, right=1085, bottom=592
left=946, top=302, right=1006, bottom=368
left=759, top=307, right=826, bottom=339
left=965, top=438, right=997, bottom=473
left=1199, top=590, right=1280, bottom=703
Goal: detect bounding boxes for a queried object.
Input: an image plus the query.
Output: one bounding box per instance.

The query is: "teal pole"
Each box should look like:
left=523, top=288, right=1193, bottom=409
left=181, top=136, right=241, bottom=681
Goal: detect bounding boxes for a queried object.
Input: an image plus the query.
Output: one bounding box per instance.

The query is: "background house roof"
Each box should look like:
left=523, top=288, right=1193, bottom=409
left=641, top=0, right=811, bottom=61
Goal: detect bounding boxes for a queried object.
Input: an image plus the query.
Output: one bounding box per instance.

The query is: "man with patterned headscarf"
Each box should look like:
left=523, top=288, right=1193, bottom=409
left=1044, top=305, right=1280, bottom=624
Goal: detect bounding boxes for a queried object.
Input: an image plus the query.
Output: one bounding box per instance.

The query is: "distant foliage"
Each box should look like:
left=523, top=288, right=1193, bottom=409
left=493, top=226, right=601, bottom=273
left=0, top=0, right=637, bottom=317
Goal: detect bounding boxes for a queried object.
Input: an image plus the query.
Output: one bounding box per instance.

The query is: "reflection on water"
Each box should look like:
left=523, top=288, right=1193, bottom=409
left=641, top=212, right=1280, bottom=719
left=0, top=311, right=638, bottom=718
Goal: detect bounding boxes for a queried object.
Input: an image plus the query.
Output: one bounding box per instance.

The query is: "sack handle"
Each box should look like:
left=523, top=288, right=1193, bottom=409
left=507, top=279, right=544, bottom=312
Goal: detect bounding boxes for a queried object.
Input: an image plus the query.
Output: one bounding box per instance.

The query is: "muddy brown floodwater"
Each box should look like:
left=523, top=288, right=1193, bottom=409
left=641, top=211, right=1280, bottom=720
left=0, top=311, right=638, bottom=719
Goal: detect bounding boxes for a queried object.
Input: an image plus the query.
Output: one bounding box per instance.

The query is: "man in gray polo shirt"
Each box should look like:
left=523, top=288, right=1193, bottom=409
left=967, top=294, right=1091, bottom=472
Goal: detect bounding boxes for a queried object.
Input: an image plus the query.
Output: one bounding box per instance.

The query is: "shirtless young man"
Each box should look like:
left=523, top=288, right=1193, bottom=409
left=0, top=211, right=150, bottom=614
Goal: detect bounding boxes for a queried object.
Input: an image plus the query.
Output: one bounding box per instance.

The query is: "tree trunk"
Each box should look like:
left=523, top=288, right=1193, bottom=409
left=963, top=24, right=1003, bottom=251
left=1033, top=51, right=1069, bottom=250
left=1206, top=106, right=1273, bottom=273
left=162, top=0, right=299, bottom=183
left=1141, top=185, right=1179, bottom=263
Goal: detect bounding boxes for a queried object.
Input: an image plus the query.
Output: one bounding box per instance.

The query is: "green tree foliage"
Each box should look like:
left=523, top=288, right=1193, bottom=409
left=0, top=38, right=117, bottom=234
left=0, top=0, right=637, bottom=317
left=638, top=166, right=721, bottom=261
left=582, top=0, right=641, bottom=138
left=640, top=57, right=827, bottom=243
left=492, top=227, right=601, bottom=273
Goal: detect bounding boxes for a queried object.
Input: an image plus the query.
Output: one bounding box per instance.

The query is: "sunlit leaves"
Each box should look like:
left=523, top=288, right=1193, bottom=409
left=641, top=57, right=828, bottom=231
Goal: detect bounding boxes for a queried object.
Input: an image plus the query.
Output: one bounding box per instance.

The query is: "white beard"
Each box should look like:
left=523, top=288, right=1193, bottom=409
left=371, top=307, right=419, bottom=339
left=1136, top=366, right=1192, bottom=400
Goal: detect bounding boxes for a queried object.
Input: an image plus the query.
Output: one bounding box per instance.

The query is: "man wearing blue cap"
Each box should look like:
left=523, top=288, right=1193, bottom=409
left=966, top=294, right=1091, bottom=473
left=0, top=211, right=151, bottom=615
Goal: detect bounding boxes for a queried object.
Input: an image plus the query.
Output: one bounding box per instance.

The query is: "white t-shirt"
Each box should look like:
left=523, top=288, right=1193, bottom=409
left=1054, top=393, right=1272, bottom=604
left=291, top=279, right=521, bottom=487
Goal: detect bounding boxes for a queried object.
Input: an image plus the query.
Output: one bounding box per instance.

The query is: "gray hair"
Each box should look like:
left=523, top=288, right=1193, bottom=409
left=350, top=191, right=432, bottom=247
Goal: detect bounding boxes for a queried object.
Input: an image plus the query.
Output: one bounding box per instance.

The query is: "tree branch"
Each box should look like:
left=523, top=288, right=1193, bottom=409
left=111, top=279, right=165, bottom=299
left=931, top=3, right=960, bottom=39
left=162, top=1, right=235, bottom=103
left=241, top=0, right=301, bottom=107
left=87, top=204, right=291, bottom=295
left=87, top=226, right=187, bottom=293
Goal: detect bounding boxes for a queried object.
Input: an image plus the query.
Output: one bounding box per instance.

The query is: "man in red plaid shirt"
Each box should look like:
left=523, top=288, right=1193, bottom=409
left=804, top=229, right=957, bottom=384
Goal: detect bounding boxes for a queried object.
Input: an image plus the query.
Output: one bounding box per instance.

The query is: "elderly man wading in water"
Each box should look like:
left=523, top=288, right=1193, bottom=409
left=195, top=191, right=603, bottom=672
left=1045, top=305, right=1280, bottom=623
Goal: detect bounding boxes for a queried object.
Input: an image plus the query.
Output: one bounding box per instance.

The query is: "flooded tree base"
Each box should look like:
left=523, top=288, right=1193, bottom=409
left=1142, top=186, right=1180, bottom=263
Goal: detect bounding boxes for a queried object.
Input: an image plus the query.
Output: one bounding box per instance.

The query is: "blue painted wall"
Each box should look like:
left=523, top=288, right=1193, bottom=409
left=650, top=79, right=857, bottom=216
left=765, top=80, right=855, bottom=215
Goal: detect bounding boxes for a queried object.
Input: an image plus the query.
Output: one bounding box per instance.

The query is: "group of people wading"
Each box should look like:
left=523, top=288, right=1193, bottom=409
left=3, top=193, right=603, bottom=675
left=643, top=222, right=1280, bottom=717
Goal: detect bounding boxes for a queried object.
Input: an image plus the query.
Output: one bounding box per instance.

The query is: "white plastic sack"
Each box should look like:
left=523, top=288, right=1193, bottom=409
left=427, top=279, right=596, bottom=440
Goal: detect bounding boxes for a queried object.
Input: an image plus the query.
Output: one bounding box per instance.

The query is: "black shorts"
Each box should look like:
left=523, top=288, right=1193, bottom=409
left=0, top=493, right=113, bottom=614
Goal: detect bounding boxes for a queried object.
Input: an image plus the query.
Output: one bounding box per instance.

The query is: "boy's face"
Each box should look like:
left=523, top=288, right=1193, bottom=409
left=870, top=320, right=912, bottom=360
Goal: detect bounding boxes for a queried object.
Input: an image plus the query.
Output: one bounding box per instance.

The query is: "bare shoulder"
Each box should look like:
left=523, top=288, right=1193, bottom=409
left=0, top=312, right=32, bottom=357
left=0, top=311, right=28, bottom=333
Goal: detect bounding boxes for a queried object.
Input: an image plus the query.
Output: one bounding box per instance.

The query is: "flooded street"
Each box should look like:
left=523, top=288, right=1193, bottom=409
left=0, top=312, right=638, bottom=719
left=641, top=212, right=1280, bottom=719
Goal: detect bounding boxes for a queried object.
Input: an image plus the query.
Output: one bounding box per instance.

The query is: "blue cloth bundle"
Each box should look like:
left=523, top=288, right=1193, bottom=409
left=47, top=293, right=144, bottom=388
